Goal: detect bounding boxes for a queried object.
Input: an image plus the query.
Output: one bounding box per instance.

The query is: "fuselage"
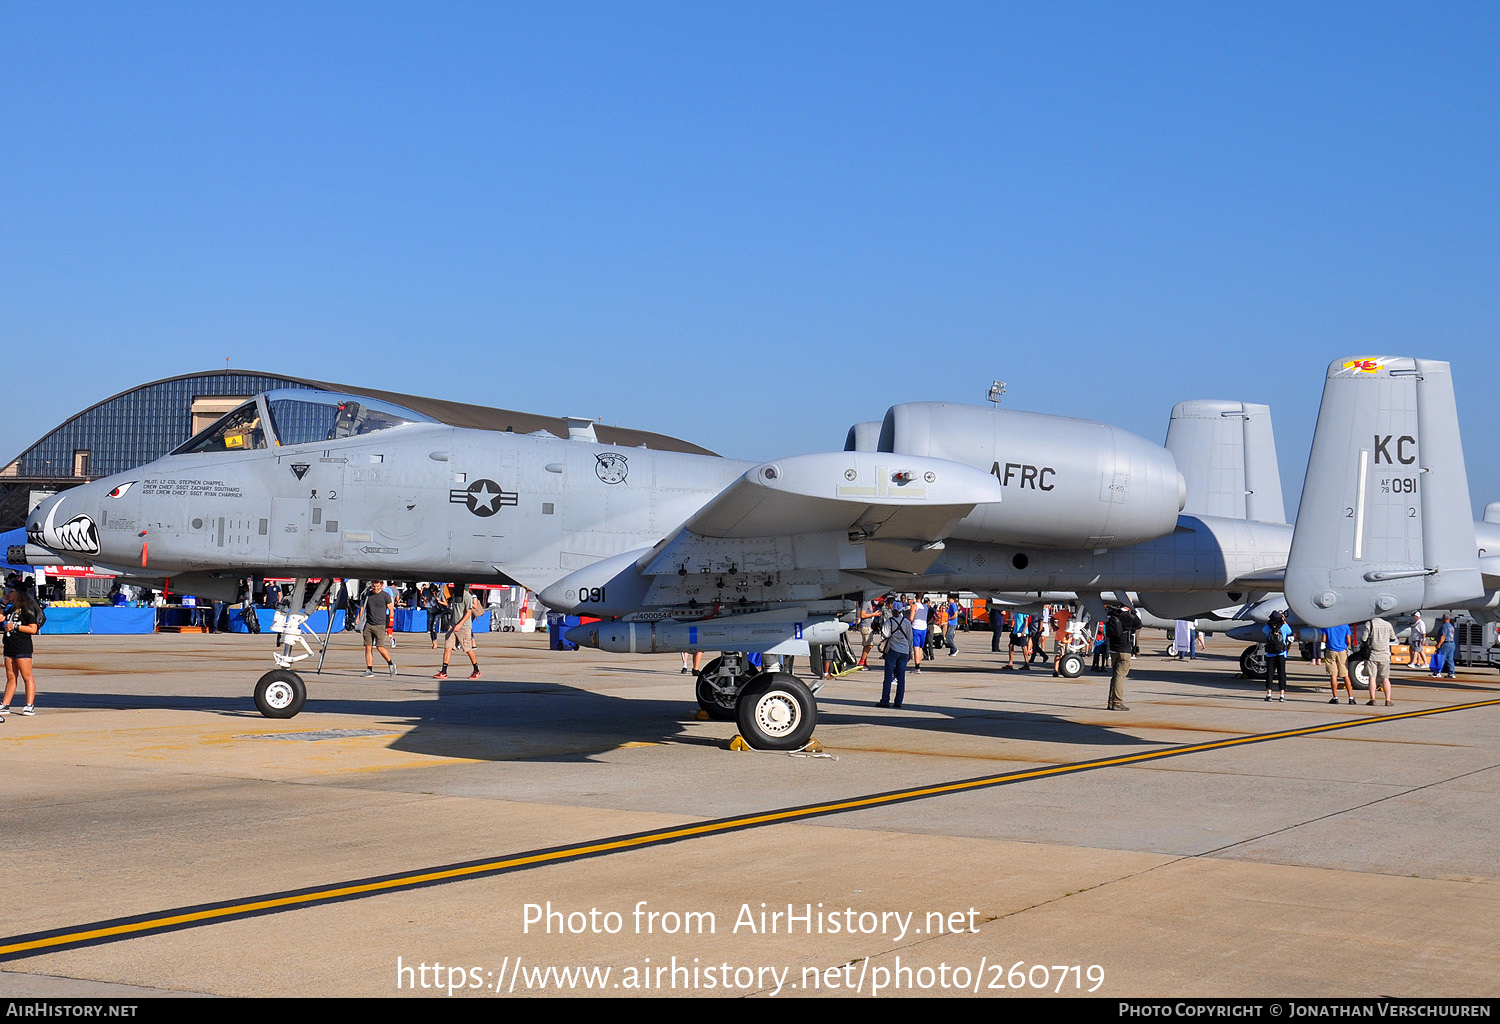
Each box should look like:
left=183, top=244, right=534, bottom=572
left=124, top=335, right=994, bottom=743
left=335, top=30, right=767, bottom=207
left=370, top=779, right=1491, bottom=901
left=25, top=391, right=748, bottom=590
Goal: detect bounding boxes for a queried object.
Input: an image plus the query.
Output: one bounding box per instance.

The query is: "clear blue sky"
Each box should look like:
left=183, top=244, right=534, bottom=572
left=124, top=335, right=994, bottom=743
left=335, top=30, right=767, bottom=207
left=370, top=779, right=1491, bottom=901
left=4, top=2, right=1497, bottom=516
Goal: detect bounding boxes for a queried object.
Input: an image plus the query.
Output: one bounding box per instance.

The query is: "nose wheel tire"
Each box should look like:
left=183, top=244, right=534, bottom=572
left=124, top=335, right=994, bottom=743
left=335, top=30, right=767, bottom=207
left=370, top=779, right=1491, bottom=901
left=255, top=669, right=307, bottom=719
left=735, top=674, right=817, bottom=750
left=1058, top=651, right=1085, bottom=678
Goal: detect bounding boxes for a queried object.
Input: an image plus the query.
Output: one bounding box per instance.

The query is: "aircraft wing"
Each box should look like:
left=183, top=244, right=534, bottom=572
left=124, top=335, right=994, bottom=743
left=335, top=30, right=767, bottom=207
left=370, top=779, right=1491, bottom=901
left=668, top=451, right=993, bottom=541
left=539, top=452, right=1002, bottom=614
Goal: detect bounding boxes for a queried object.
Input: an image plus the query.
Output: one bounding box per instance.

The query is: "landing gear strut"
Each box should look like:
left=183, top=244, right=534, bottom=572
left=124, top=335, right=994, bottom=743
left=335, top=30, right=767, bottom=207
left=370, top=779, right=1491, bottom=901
left=695, top=656, right=746, bottom=720
left=1240, top=643, right=1266, bottom=680
left=253, top=576, right=335, bottom=719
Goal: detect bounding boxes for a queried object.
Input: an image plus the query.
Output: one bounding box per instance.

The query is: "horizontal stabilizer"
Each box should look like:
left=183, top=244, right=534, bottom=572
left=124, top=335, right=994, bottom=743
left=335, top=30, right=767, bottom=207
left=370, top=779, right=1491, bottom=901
left=1285, top=357, right=1481, bottom=627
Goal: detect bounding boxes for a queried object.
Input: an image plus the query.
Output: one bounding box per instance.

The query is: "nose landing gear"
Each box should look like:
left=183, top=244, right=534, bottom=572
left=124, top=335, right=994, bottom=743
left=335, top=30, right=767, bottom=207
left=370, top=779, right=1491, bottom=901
left=252, top=576, right=336, bottom=719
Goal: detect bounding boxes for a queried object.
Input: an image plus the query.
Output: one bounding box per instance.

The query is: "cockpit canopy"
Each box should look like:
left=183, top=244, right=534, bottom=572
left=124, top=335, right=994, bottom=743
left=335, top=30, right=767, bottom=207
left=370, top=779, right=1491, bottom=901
left=172, top=390, right=434, bottom=455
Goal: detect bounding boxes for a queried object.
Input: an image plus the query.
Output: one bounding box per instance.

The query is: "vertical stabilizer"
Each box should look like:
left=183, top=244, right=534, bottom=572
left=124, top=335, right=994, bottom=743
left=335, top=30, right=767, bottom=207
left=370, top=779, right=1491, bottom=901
left=1285, top=357, right=1481, bottom=627
left=1164, top=400, right=1286, bottom=523
left=844, top=421, right=882, bottom=452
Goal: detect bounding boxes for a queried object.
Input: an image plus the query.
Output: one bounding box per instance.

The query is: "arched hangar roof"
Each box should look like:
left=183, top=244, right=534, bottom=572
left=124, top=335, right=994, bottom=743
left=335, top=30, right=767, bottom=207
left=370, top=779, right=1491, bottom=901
left=4, top=369, right=715, bottom=480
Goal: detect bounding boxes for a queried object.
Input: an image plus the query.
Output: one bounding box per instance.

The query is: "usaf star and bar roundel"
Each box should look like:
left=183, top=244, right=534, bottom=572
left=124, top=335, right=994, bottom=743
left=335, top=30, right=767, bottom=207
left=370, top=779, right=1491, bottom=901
left=450, top=479, right=519, bottom=517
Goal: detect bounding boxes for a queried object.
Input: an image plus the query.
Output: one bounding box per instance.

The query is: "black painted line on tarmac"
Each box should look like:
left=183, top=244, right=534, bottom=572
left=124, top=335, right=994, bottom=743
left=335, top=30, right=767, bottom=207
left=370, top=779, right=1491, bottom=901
left=4, top=696, right=1497, bottom=961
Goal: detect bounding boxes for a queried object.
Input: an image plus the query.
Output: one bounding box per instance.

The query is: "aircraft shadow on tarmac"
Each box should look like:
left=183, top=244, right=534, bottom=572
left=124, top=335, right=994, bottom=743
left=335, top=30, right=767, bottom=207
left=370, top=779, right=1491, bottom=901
left=35, top=670, right=1158, bottom=763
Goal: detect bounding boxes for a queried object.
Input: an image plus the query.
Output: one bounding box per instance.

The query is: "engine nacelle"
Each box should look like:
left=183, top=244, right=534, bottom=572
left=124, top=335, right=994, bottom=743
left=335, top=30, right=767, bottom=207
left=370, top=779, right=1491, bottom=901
left=878, top=403, right=1185, bottom=549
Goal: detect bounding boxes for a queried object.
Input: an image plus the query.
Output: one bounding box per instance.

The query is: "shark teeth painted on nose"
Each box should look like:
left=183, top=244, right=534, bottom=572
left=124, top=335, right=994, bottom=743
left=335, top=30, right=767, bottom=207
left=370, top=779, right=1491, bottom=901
left=52, top=514, right=101, bottom=555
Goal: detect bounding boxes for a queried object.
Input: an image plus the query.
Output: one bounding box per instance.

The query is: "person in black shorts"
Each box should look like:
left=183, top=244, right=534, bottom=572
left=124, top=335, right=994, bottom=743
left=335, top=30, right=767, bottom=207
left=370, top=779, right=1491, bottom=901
left=1, top=578, right=43, bottom=718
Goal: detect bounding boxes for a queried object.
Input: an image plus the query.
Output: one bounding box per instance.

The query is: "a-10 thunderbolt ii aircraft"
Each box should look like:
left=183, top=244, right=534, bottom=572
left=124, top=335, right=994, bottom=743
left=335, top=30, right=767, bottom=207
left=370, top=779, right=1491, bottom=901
left=23, top=356, right=1487, bottom=747
left=21, top=375, right=1317, bottom=749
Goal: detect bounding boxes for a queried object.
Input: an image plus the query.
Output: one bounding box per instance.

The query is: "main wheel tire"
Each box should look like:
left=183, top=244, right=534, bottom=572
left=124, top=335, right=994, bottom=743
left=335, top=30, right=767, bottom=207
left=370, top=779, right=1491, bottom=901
left=1058, top=651, right=1085, bottom=678
left=255, top=669, right=306, bottom=719
left=735, top=674, right=817, bottom=750
left=1166, top=642, right=1179, bottom=658
left=1349, top=654, right=1372, bottom=689
left=695, top=659, right=740, bottom=721
left=1240, top=644, right=1266, bottom=680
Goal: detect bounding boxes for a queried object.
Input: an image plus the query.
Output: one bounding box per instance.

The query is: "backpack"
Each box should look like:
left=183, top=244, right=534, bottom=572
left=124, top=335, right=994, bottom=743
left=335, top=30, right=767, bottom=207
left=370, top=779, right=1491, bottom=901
left=1265, top=623, right=1286, bottom=655
left=1105, top=614, right=1137, bottom=652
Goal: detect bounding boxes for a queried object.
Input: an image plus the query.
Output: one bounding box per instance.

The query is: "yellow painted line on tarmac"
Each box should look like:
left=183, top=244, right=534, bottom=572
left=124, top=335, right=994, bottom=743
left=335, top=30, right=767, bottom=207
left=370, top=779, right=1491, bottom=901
left=4, top=696, right=1497, bottom=960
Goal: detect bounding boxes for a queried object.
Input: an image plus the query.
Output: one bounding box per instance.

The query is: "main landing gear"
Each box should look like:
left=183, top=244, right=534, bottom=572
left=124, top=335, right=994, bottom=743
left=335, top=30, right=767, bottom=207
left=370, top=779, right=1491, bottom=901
left=694, top=653, right=820, bottom=750
left=252, top=576, right=336, bottom=719
left=1240, top=644, right=1266, bottom=680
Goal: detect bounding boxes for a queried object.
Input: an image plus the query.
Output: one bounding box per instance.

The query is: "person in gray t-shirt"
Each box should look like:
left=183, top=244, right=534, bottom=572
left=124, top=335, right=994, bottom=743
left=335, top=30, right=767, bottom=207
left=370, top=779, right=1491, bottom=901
left=878, top=615, right=915, bottom=708
left=361, top=580, right=398, bottom=677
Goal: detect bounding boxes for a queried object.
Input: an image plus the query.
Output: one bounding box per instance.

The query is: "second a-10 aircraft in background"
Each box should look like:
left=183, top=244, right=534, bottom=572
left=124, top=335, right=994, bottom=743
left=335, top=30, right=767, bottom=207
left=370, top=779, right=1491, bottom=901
left=20, top=359, right=1497, bottom=749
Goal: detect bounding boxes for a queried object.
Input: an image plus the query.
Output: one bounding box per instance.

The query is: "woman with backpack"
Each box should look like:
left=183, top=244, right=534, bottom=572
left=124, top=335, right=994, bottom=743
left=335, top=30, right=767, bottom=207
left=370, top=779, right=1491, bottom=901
left=1, top=577, right=44, bottom=718
left=1263, top=610, right=1295, bottom=702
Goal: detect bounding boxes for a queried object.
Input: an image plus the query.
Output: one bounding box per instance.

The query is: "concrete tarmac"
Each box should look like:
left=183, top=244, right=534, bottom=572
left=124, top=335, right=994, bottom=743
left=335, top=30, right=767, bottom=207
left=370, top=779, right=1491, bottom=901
left=1, top=628, right=1497, bottom=998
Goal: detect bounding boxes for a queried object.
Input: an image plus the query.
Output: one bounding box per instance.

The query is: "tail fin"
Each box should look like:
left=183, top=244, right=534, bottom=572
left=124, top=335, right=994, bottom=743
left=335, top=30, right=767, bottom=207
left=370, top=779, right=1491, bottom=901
left=1285, top=357, right=1481, bottom=627
left=1164, top=400, right=1286, bottom=523
left=844, top=421, right=882, bottom=452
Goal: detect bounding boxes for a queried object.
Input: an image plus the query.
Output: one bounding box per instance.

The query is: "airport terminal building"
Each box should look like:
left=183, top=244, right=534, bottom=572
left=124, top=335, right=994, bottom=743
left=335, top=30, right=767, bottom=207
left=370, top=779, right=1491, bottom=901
left=0, top=369, right=712, bottom=532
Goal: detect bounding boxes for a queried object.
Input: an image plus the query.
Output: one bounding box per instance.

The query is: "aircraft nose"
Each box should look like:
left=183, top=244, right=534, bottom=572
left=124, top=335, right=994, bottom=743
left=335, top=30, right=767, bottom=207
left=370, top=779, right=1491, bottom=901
left=27, top=486, right=103, bottom=558
left=26, top=492, right=62, bottom=544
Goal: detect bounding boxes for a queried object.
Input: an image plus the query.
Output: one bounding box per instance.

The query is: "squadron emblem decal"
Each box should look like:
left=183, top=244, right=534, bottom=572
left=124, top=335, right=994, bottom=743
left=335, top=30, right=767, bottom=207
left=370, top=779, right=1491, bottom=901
left=450, top=478, right=518, bottom=518
left=595, top=452, right=629, bottom=484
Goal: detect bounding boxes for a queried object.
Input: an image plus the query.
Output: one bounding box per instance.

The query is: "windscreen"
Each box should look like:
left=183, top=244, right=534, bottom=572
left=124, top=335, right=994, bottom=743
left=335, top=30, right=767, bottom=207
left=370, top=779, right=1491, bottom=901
left=174, top=401, right=268, bottom=454
left=264, top=392, right=428, bottom=445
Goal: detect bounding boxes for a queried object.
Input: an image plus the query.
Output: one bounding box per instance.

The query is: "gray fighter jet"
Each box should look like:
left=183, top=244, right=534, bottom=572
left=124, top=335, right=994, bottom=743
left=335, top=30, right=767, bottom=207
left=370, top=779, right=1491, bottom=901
left=18, top=377, right=1353, bottom=748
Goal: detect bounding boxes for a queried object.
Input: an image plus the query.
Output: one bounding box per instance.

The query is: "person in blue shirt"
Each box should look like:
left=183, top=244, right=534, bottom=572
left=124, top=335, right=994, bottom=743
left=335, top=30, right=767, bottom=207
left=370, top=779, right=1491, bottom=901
left=1263, top=611, right=1294, bottom=702
left=1006, top=612, right=1029, bottom=671
left=1321, top=622, right=1355, bottom=704
left=1429, top=615, right=1458, bottom=679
